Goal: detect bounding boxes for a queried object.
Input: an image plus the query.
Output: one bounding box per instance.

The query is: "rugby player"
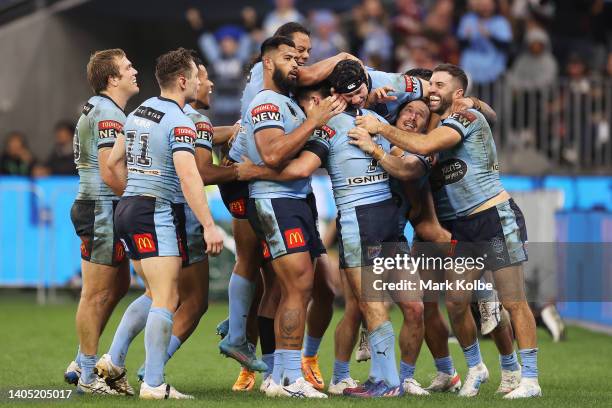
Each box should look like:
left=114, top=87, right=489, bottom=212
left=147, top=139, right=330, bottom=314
left=219, top=22, right=357, bottom=392
left=355, top=63, right=541, bottom=399
left=241, top=36, right=345, bottom=398
left=353, top=94, right=521, bottom=396
left=120, top=56, right=229, bottom=384
left=238, top=60, right=429, bottom=397
left=110, top=48, right=223, bottom=399
left=66, top=48, right=139, bottom=394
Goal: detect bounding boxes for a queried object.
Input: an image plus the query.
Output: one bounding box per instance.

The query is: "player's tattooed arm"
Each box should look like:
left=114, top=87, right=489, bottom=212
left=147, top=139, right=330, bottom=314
left=255, top=96, right=345, bottom=168
left=297, top=52, right=361, bottom=85
left=347, top=127, right=426, bottom=180
left=235, top=151, right=321, bottom=182
left=195, top=148, right=236, bottom=185
left=103, top=133, right=127, bottom=195
left=355, top=114, right=461, bottom=156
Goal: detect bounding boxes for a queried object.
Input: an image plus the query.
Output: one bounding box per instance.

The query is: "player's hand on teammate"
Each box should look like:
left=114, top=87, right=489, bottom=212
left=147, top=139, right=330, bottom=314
left=305, top=95, right=347, bottom=127
left=347, top=127, right=377, bottom=154
left=450, top=97, right=475, bottom=113
left=368, top=86, right=397, bottom=105
left=355, top=114, right=383, bottom=134
left=204, top=225, right=224, bottom=256
left=234, top=156, right=260, bottom=181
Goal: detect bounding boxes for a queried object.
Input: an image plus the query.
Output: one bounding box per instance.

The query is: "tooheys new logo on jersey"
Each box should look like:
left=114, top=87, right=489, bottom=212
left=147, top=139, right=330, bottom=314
left=347, top=172, right=389, bottom=186
left=251, top=104, right=280, bottom=124
left=195, top=121, right=213, bottom=142
left=98, top=120, right=123, bottom=139
left=173, top=127, right=196, bottom=145
left=313, top=125, right=336, bottom=140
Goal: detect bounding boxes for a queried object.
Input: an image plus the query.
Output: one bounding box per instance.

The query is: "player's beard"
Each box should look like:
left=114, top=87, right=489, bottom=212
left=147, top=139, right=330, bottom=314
left=273, top=68, right=297, bottom=96
left=429, top=93, right=452, bottom=115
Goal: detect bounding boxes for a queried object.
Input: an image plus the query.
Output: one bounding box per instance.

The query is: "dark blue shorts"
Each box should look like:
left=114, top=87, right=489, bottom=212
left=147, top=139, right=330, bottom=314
left=70, top=199, right=125, bottom=266
left=247, top=197, right=321, bottom=261
left=336, top=199, right=399, bottom=269
left=114, top=196, right=181, bottom=260
left=218, top=180, right=249, bottom=220
left=451, top=199, right=528, bottom=271
left=172, top=203, right=206, bottom=267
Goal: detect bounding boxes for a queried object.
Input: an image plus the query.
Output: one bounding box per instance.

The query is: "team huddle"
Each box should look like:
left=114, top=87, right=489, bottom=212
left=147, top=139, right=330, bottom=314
left=64, top=22, right=541, bottom=400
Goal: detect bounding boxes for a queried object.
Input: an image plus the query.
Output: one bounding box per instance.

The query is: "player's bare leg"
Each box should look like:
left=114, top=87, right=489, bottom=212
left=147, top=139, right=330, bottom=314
left=396, top=300, right=428, bottom=395
left=493, top=264, right=541, bottom=399
left=302, top=253, right=335, bottom=390
left=73, top=259, right=130, bottom=391
left=272, top=252, right=315, bottom=381
left=445, top=266, right=489, bottom=397
left=329, top=270, right=360, bottom=394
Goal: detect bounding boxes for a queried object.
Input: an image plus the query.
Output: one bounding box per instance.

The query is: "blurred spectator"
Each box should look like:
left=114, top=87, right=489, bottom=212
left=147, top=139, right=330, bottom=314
left=46, top=121, right=77, bottom=175
left=351, top=0, right=393, bottom=70
left=392, top=0, right=424, bottom=38
left=309, top=10, right=347, bottom=63
left=508, top=27, right=557, bottom=90
left=187, top=8, right=251, bottom=124
left=241, top=6, right=265, bottom=59
left=398, top=37, right=440, bottom=73
left=0, top=131, right=37, bottom=176
left=263, top=0, right=305, bottom=37
left=458, top=0, right=512, bottom=85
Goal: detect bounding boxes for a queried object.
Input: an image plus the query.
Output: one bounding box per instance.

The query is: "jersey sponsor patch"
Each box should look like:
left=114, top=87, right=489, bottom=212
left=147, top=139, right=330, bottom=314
left=284, top=227, right=306, bottom=249
left=251, top=103, right=281, bottom=124
left=261, top=240, right=271, bottom=259
left=133, top=233, right=157, bottom=253
left=404, top=75, right=418, bottom=93
left=82, top=103, right=94, bottom=116
left=346, top=172, right=389, bottom=186
left=98, top=120, right=123, bottom=139
left=448, top=111, right=477, bottom=128
left=228, top=198, right=246, bottom=217
left=173, top=127, right=197, bottom=145
left=429, top=158, right=468, bottom=190
left=195, top=121, right=214, bottom=142
left=313, top=125, right=336, bottom=140
left=134, top=106, right=166, bottom=123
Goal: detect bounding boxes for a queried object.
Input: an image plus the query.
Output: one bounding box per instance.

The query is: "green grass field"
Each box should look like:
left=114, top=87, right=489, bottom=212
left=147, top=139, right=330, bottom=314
left=1, top=293, right=611, bottom=407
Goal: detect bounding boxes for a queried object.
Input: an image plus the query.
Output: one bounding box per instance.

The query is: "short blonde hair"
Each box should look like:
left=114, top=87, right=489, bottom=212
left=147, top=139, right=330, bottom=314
left=86, top=48, right=126, bottom=94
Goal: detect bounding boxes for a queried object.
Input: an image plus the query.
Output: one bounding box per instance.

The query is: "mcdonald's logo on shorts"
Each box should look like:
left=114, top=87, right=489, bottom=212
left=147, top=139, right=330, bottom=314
left=113, top=241, right=126, bottom=263
left=133, top=233, right=157, bottom=254
left=229, top=198, right=246, bottom=217
left=80, top=238, right=90, bottom=258
left=284, top=228, right=305, bottom=249
left=261, top=240, right=271, bottom=259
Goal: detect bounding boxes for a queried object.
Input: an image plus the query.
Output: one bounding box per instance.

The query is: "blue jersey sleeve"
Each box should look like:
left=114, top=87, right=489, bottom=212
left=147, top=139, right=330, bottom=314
left=193, top=114, right=214, bottom=151
left=441, top=110, right=481, bottom=140
left=303, top=125, right=334, bottom=164
left=250, top=101, right=285, bottom=133
left=95, top=106, right=125, bottom=149
left=169, top=117, right=197, bottom=154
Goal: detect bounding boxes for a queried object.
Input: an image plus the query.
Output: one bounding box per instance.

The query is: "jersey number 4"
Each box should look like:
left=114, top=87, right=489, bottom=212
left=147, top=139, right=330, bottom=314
left=125, top=131, right=152, bottom=167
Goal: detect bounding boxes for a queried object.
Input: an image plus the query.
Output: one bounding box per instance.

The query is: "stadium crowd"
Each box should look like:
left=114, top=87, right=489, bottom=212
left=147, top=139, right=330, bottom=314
left=2, top=0, right=612, bottom=175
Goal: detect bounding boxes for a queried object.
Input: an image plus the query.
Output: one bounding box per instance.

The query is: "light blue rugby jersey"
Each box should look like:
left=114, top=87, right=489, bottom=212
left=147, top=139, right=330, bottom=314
left=74, top=94, right=125, bottom=200
left=304, top=108, right=393, bottom=210
left=173, top=104, right=214, bottom=204
left=229, top=62, right=264, bottom=163
left=245, top=89, right=312, bottom=199
left=429, top=109, right=504, bottom=219
left=367, top=68, right=423, bottom=124
left=122, top=97, right=197, bottom=204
